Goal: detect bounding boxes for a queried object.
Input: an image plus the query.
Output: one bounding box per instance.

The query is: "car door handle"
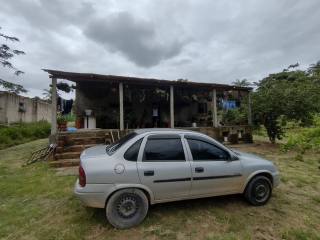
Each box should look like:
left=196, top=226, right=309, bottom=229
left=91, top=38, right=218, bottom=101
left=144, top=170, right=154, bottom=176
left=195, top=167, right=204, bottom=173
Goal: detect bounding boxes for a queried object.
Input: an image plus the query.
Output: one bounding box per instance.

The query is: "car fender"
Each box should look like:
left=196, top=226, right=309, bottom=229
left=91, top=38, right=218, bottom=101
left=241, top=170, right=274, bottom=192
left=107, top=183, right=155, bottom=205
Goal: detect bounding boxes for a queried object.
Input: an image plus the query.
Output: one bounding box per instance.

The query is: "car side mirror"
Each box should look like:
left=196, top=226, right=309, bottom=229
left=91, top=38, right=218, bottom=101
left=226, top=152, right=239, bottom=161
left=229, top=154, right=239, bottom=161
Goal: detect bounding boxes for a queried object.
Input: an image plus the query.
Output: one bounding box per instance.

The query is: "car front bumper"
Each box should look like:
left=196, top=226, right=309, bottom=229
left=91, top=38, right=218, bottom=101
left=74, top=180, right=115, bottom=208
left=272, top=171, right=280, bottom=188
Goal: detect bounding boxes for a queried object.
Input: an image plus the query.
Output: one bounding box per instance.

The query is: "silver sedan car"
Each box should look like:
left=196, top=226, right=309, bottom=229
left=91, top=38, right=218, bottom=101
left=74, top=129, right=280, bottom=229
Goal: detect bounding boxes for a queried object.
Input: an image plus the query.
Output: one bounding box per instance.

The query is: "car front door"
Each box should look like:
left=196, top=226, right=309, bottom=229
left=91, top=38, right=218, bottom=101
left=184, top=135, right=243, bottom=196
left=137, top=134, right=192, bottom=201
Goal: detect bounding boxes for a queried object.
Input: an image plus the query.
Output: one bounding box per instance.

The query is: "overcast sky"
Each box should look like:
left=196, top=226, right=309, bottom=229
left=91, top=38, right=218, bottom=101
left=1, top=0, right=320, bottom=98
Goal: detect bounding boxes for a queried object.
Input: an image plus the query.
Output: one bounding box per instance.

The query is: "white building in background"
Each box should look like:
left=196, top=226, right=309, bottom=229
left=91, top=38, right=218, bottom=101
left=0, top=91, right=52, bottom=124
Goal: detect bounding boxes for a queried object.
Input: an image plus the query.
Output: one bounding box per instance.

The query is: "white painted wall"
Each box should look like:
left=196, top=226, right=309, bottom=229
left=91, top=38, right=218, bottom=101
left=0, top=91, right=52, bottom=124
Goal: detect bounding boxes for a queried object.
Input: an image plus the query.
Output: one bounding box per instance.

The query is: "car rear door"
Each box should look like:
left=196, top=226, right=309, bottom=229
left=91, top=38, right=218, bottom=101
left=137, top=134, right=192, bottom=201
left=184, top=135, right=243, bottom=196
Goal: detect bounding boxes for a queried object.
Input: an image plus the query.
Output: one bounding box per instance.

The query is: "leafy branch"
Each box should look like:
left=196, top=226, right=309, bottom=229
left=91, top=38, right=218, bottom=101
left=0, top=78, right=27, bottom=94
left=0, top=26, right=27, bottom=94
left=0, top=27, right=25, bottom=76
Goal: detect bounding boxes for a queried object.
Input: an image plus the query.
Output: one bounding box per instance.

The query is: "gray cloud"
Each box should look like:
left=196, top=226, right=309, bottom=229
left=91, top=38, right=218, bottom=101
left=1, top=0, right=95, bottom=32
left=84, top=12, right=186, bottom=67
left=0, top=0, right=320, bottom=97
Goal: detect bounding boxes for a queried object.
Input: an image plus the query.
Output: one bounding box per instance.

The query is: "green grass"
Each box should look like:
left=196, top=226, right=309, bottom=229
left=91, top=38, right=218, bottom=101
left=0, top=121, right=50, bottom=150
left=0, top=139, right=320, bottom=239
left=253, top=125, right=305, bottom=144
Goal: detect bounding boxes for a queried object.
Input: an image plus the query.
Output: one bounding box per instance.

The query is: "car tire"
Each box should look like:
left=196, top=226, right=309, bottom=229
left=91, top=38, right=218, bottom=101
left=244, top=175, right=272, bottom=206
left=106, top=188, right=149, bottom=229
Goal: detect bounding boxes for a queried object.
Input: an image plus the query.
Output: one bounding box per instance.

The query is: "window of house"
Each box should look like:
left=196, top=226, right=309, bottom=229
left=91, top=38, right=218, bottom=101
left=124, top=138, right=143, bottom=161
left=187, top=139, right=229, bottom=161
left=143, top=138, right=185, bottom=161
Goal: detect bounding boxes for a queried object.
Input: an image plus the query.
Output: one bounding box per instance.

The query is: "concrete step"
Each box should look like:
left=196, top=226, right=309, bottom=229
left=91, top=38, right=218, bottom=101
left=55, top=152, right=82, bottom=160
left=58, top=132, right=107, bottom=138
left=52, top=130, right=129, bottom=168
left=57, top=129, right=129, bottom=139
left=51, top=130, right=120, bottom=168
left=74, top=136, right=106, bottom=141
left=49, top=158, right=80, bottom=168
left=58, top=137, right=106, bottom=146
left=56, top=144, right=96, bottom=153
left=58, top=134, right=109, bottom=142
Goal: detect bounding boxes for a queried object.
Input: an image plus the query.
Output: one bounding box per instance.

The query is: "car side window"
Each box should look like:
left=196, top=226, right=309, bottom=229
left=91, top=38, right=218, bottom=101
left=124, top=138, right=143, bottom=161
left=143, top=138, right=185, bottom=161
left=187, top=139, right=229, bottom=161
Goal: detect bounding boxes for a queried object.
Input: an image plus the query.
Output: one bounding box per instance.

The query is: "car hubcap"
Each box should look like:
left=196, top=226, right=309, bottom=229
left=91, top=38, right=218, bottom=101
left=116, top=195, right=139, bottom=218
left=254, top=183, right=269, bottom=202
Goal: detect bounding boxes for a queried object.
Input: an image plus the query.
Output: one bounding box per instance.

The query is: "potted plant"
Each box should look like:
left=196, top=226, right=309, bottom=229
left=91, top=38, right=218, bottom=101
left=57, top=113, right=67, bottom=131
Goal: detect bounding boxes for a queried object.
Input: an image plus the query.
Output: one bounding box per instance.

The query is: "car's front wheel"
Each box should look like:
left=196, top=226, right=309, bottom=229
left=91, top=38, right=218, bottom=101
left=106, top=188, right=149, bottom=229
left=244, top=175, right=272, bottom=206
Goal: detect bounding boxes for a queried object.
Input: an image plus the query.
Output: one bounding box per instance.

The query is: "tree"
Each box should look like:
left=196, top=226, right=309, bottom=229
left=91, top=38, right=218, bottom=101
left=308, top=60, right=320, bottom=79
left=0, top=27, right=25, bottom=75
left=42, top=82, right=75, bottom=101
left=0, top=26, right=26, bottom=94
left=232, top=78, right=252, bottom=87
left=0, top=78, right=27, bottom=94
left=283, top=62, right=299, bottom=72
left=252, top=65, right=320, bottom=143
left=42, top=88, right=53, bottom=101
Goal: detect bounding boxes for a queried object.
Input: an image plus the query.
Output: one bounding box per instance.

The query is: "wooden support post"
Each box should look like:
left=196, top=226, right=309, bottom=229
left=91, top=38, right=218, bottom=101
left=170, top=85, right=174, bottom=128
left=248, top=91, right=252, bottom=125
left=212, top=89, right=218, bottom=127
left=119, top=82, right=124, bottom=130
left=51, top=77, right=57, bottom=135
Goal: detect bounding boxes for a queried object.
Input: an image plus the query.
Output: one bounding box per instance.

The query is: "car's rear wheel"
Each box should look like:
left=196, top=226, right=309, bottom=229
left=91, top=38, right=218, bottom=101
left=244, top=175, right=272, bottom=206
left=106, top=188, right=148, bottom=229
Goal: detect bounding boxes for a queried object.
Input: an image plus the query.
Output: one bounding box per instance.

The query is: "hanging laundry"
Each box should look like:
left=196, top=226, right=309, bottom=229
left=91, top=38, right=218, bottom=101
left=63, top=99, right=73, bottom=114
left=222, top=100, right=236, bottom=109
left=57, top=97, right=73, bottom=114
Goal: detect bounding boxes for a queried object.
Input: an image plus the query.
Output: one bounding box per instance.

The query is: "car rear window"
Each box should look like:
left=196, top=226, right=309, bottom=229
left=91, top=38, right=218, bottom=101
left=124, top=138, right=143, bottom=161
left=106, top=132, right=138, bottom=155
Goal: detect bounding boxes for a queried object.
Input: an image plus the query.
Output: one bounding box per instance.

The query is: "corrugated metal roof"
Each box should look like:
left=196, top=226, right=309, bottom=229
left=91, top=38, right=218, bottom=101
left=43, top=69, right=252, bottom=91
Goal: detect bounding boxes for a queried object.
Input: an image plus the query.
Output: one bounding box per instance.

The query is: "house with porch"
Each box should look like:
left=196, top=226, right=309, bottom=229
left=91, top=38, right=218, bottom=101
left=43, top=69, right=253, bottom=167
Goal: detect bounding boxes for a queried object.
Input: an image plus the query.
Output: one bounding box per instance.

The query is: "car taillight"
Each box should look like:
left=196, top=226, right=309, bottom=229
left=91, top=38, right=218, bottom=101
left=79, top=165, right=86, bottom=187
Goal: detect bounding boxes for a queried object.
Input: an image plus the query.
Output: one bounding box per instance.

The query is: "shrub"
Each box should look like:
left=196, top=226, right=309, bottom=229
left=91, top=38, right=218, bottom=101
left=282, top=115, right=320, bottom=158
left=221, top=108, right=247, bottom=125
left=57, top=114, right=67, bottom=124
left=0, top=121, right=50, bottom=149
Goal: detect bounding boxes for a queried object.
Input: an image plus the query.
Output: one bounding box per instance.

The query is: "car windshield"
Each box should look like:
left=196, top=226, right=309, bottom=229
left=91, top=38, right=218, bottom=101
left=106, top=132, right=138, bottom=155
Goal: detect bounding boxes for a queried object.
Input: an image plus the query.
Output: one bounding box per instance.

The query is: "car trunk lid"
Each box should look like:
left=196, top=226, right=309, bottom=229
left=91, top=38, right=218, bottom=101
left=80, top=145, right=107, bottom=159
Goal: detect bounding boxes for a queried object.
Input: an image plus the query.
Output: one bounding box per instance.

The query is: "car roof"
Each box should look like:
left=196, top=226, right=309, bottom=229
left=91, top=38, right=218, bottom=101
left=131, top=128, right=231, bottom=153
left=134, top=128, right=201, bottom=135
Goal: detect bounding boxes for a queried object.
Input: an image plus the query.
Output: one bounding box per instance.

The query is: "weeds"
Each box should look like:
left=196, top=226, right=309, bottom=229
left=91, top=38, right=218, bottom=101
left=0, top=121, right=50, bottom=149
